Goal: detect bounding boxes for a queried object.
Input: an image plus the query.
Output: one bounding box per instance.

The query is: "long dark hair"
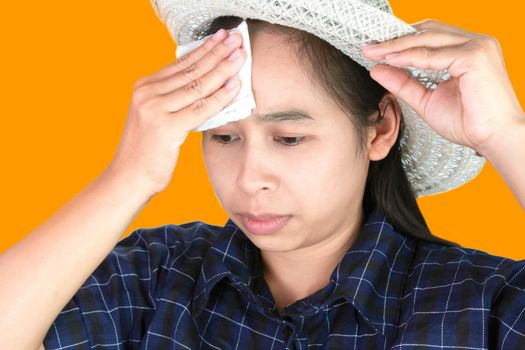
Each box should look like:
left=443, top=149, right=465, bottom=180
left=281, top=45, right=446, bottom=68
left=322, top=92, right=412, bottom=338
left=197, top=16, right=459, bottom=247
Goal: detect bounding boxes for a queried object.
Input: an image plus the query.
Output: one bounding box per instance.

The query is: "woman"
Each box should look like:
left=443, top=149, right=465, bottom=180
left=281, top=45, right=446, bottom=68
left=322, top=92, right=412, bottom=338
left=1, top=0, right=524, bottom=349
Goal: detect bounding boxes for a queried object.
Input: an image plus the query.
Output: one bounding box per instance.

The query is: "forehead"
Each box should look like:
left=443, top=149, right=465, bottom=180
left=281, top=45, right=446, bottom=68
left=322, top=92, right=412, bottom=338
left=206, top=28, right=351, bottom=131
left=239, top=30, right=337, bottom=126
left=249, top=30, right=312, bottom=106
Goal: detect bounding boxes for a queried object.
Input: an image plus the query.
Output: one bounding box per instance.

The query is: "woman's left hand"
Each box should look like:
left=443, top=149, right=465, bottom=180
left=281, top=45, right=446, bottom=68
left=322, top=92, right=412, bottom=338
left=362, top=18, right=524, bottom=156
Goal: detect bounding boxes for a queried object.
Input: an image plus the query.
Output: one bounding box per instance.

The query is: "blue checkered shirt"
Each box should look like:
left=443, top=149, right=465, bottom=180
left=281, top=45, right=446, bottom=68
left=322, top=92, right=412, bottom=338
left=43, top=208, right=525, bottom=349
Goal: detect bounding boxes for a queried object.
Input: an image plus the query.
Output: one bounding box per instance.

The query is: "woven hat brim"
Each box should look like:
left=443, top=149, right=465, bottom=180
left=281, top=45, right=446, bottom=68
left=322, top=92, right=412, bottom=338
left=150, top=0, right=486, bottom=197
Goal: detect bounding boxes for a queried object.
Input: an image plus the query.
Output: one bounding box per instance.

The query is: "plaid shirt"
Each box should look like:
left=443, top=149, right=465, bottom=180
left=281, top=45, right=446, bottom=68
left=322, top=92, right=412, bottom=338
left=44, top=208, right=525, bottom=349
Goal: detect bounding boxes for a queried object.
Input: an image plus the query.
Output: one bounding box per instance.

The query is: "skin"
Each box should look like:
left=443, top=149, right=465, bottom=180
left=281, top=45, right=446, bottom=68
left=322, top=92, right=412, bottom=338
left=201, top=28, right=401, bottom=310
left=362, top=19, right=525, bottom=209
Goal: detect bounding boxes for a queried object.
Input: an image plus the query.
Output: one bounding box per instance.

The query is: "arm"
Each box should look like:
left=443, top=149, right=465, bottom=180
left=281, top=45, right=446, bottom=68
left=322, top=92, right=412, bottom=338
left=1, top=26, right=244, bottom=350
left=477, top=114, right=525, bottom=210
left=0, top=167, right=154, bottom=350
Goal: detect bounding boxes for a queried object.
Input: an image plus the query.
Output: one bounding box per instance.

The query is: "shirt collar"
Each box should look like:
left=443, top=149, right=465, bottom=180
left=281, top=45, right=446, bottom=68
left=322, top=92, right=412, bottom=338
left=322, top=209, right=417, bottom=335
left=192, top=208, right=417, bottom=337
left=192, top=221, right=263, bottom=317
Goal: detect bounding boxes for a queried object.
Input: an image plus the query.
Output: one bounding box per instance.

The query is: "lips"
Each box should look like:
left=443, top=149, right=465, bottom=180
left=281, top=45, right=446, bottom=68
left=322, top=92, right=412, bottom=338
left=238, top=212, right=289, bottom=220
left=238, top=213, right=292, bottom=235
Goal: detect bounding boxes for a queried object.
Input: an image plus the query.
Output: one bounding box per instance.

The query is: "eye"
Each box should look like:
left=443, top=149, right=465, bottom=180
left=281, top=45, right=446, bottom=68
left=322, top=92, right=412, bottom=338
left=274, top=136, right=306, bottom=147
left=209, top=134, right=306, bottom=147
left=210, top=134, right=239, bottom=145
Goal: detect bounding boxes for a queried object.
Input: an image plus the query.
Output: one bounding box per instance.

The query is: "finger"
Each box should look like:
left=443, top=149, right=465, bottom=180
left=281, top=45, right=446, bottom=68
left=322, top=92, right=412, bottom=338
left=137, top=32, right=244, bottom=99
left=362, top=30, right=471, bottom=61
left=368, top=64, right=432, bottom=120
left=411, top=18, right=478, bottom=37
left=381, top=43, right=479, bottom=78
left=156, top=46, right=246, bottom=112
left=171, top=77, right=242, bottom=132
left=137, top=29, right=229, bottom=87
left=153, top=32, right=244, bottom=95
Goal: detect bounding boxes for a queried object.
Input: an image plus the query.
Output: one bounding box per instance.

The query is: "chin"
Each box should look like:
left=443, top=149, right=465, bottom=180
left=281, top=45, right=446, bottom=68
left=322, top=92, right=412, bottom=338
left=245, top=231, right=304, bottom=253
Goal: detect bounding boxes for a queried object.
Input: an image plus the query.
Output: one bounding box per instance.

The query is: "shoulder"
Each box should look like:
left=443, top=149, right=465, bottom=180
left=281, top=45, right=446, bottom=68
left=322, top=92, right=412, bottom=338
left=115, top=220, right=225, bottom=256
left=43, top=220, right=229, bottom=349
left=88, top=220, right=227, bottom=286
left=406, top=238, right=525, bottom=308
left=415, top=242, right=525, bottom=345
left=411, top=238, right=520, bottom=277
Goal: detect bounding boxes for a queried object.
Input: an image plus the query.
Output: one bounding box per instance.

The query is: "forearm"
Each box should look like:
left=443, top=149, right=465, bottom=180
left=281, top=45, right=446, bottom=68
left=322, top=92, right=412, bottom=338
left=479, top=115, right=525, bottom=210
left=0, top=167, right=154, bottom=350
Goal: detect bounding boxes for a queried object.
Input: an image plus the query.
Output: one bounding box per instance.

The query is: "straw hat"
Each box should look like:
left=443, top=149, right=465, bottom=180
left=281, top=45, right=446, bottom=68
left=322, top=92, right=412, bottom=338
left=149, top=0, right=486, bottom=198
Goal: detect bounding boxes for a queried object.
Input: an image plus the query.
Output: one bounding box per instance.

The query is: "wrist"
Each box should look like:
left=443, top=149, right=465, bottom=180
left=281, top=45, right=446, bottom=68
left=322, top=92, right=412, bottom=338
left=475, top=113, right=525, bottom=159
left=101, top=164, right=158, bottom=202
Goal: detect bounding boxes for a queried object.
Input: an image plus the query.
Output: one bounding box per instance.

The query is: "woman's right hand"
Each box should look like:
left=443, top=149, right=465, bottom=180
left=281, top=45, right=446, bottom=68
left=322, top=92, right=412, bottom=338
left=107, top=28, right=245, bottom=197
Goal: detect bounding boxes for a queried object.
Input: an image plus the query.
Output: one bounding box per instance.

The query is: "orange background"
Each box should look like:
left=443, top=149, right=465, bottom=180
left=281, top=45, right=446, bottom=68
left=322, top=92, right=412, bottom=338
left=1, top=1, right=524, bottom=259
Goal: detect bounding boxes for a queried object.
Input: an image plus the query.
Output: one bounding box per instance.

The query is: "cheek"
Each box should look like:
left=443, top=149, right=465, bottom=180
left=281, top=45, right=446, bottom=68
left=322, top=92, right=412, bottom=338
left=300, top=144, right=364, bottom=206
left=202, top=147, right=228, bottom=190
left=284, top=150, right=343, bottom=204
left=205, top=160, right=230, bottom=191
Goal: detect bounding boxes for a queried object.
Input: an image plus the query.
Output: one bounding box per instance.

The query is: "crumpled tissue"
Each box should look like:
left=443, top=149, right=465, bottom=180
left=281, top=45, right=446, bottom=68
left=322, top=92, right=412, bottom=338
left=175, top=20, right=256, bottom=132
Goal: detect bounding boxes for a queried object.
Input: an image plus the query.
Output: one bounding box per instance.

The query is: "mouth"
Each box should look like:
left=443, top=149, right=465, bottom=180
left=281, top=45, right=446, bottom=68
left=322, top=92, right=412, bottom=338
left=238, top=214, right=292, bottom=236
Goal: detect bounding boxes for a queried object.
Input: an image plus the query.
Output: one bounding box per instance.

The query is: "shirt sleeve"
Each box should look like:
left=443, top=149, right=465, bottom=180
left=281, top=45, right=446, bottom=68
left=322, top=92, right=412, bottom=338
left=489, top=259, right=525, bottom=349
left=43, top=225, right=184, bottom=350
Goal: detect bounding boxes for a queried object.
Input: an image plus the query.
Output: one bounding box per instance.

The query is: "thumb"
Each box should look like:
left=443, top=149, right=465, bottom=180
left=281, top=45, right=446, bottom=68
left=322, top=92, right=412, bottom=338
left=369, top=63, right=430, bottom=118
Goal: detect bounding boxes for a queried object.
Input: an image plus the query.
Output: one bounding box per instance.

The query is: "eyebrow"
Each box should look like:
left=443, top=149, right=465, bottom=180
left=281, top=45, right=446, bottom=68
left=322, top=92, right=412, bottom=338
left=253, top=109, right=316, bottom=124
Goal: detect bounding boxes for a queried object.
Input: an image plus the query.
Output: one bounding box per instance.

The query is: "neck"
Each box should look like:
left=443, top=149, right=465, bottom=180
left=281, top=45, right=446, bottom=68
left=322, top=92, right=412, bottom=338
left=260, top=207, right=364, bottom=311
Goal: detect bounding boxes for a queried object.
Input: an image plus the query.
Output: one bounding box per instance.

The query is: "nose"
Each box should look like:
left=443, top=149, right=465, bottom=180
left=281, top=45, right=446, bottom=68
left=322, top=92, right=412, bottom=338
left=235, top=141, right=278, bottom=195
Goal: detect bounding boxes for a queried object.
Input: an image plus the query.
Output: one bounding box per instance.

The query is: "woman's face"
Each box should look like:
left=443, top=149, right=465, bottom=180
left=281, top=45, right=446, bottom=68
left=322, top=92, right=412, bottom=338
left=202, top=29, right=371, bottom=253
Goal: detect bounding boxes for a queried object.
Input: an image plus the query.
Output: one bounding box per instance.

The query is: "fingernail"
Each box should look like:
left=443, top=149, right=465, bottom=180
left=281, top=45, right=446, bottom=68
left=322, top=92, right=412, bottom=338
left=225, top=77, right=239, bottom=91
left=212, top=29, right=225, bottom=42
left=228, top=48, right=241, bottom=61
left=363, top=41, right=381, bottom=49
left=385, top=52, right=400, bottom=60
left=224, top=33, right=238, bottom=45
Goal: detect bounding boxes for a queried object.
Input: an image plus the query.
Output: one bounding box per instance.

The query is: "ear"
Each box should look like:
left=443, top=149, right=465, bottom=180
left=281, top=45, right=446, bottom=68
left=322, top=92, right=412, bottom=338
left=367, top=94, right=401, bottom=161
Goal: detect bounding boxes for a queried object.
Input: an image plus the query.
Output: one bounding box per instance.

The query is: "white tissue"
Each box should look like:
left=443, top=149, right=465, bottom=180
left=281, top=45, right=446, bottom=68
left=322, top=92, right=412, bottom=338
left=175, top=20, right=256, bottom=132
